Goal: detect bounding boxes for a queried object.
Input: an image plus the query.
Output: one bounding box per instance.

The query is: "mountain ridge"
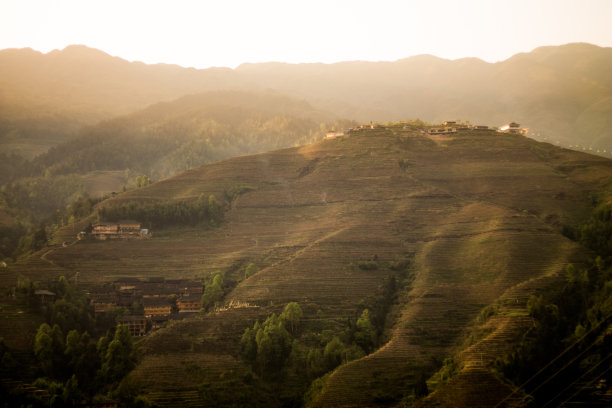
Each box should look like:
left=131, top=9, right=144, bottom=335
left=1, top=42, right=611, bottom=159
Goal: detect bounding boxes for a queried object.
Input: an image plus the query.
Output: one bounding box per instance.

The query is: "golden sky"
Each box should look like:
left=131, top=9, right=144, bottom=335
left=1, top=0, right=611, bottom=68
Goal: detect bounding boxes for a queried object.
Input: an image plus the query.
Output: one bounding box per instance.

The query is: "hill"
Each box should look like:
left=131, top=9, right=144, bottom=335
left=33, top=89, right=337, bottom=180
left=0, top=45, right=243, bottom=158
left=3, top=125, right=612, bottom=406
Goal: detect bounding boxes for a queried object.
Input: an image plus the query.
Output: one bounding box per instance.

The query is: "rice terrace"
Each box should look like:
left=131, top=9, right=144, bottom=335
left=2, top=5, right=612, bottom=405
left=3, top=121, right=612, bottom=407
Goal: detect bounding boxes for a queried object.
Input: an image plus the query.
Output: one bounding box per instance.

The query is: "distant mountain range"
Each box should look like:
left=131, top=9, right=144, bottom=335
left=1, top=42, right=611, bottom=158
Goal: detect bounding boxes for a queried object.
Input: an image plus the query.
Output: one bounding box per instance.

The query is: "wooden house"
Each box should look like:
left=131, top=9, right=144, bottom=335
left=473, top=125, right=489, bottom=130
left=92, top=223, right=120, bottom=240
left=118, top=220, right=141, bottom=238
left=180, top=280, right=204, bottom=296
left=117, top=315, right=147, bottom=337
left=91, top=295, right=118, bottom=314
left=177, top=294, right=202, bottom=313
left=91, top=220, right=143, bottom=240
left=143, top=297, right=172, bottom=317
left=34, top=290, right=56, bottom=305
left=443, top=121, right=457, bottom=126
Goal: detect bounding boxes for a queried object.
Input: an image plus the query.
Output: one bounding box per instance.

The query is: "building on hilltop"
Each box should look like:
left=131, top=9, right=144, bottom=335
left=499, top=122, right=521, bottom=133
left=325, top=131, right=345, bottom=139
left=473, top=125, right=489, bottom=130
left=443, top=121, right=457, bottom=126
left=428, top=127, right=457, bottom=135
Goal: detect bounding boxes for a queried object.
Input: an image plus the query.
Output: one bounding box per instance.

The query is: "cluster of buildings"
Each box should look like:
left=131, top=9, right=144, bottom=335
left=325, top=121, right=525, bottom=139
left=80, top=220, right=150, bottom=241
left=324, top=122, right=384, bottom=139
left=89, top=277, right=203, bottom=336
left=92, top=221, right=149, bottom=240
left=424, top=121, right=525, bottom=135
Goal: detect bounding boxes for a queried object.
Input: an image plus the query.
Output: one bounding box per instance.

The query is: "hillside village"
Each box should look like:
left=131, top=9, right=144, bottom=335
left=90, top=277, right=203, bottom=335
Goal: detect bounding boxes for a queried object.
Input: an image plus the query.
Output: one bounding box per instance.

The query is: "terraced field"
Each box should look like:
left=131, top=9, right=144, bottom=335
left=3, top=128, right=612, bottom=406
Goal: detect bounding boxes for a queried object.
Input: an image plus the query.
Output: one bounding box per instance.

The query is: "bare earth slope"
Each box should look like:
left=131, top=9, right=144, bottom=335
left=6, top=127, right=612, bottom=407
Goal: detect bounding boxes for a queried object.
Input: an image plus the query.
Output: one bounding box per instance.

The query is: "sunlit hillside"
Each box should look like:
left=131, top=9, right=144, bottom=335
left=4, top=126, right=611, bottom=406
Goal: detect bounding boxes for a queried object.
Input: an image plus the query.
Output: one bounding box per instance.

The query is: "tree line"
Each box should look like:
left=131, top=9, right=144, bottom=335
left=495, top=200, right=612, bottom=405
left=98, top=194, right=222, bottom=229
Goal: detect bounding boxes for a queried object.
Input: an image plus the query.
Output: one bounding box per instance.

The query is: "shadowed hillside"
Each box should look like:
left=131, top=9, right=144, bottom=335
left=4, top=125, right=612, bottom=406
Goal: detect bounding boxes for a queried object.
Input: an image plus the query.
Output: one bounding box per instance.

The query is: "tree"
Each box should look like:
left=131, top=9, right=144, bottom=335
left=240, top=325, right=258, bottom=363
left=201, top=272, right=224, bottom=311
left=354, top=309, right=376, bottom=353
left=281, top=302, right=303, bottom=335
left=34, top=323, right=54, bottom=375
left=244, top=262, right=259, bottom=280
left=62, top=375, right=82, bottom=407
left=208, top=194, right=220, bottom=224
left=64, top=330, right=82, bottom=368
left=254, top=314, right=291, bottom=376
left=101, top=324, right=136, bottom=385
left=414, top=371, right=429, bottom=398
left=323, top=336, right=346, bottom=370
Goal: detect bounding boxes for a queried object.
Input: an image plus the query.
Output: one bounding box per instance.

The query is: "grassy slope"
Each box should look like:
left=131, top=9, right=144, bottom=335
left=4, top=128, right=612, bottom=406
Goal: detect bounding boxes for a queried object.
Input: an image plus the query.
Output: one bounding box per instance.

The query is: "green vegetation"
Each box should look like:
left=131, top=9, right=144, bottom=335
left=201, top=272, right=225, bottom=311
left=1, top=275, right=145, bottom=407
left=98, top=194, right=222, bottom=229
left=495, top=203, right=612, bottom=405
left=236, top=302, right=366, bottom=405
left=0, top=190, right=106, bottom=261
left=237, top=297, right=404, bottom=405
left=244, top=262, right=259, bottom=280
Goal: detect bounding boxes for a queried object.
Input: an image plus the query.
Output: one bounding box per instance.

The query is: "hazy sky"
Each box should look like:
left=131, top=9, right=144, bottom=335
left=1, top=0, right=611, bottom=68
